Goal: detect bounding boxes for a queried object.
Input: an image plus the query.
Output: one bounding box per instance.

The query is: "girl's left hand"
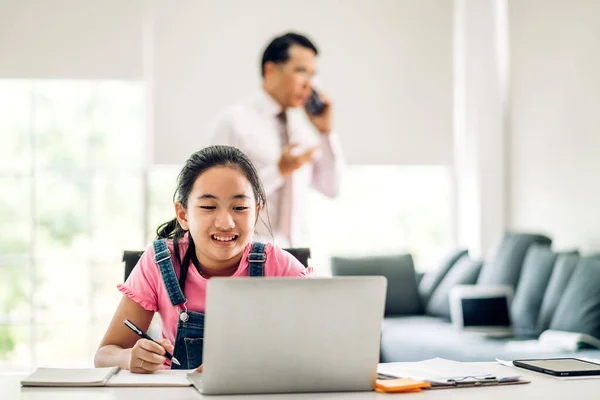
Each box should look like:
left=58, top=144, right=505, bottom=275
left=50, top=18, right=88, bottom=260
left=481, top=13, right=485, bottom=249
left=194, top=364, right=203, bottom=373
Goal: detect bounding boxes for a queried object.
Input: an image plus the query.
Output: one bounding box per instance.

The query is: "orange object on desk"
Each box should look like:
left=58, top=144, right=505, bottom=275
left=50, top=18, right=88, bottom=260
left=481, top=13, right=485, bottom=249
left=375, top=378, right=431, bottom=393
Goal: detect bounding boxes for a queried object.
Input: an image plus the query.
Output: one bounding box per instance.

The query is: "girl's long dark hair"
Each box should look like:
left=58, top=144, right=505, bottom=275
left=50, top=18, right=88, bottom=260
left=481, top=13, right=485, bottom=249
left=155, top=145, right=266, bottom=293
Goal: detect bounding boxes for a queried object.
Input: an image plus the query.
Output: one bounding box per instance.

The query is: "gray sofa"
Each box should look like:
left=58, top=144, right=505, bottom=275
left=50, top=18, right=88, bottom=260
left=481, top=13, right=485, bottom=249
left=331, top=233, right=600, bottom=362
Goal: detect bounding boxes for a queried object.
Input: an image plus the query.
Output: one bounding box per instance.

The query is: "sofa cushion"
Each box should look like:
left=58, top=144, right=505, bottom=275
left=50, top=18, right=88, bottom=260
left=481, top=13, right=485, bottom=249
left=425, top=256, right=483, bottom=319
left=477, top=233, right=552, bottom=288
left=330, top=254, right=420, bottom=316
left=381, top=316, right=499, bottom=362
left=549, top=257, right=600, bottom=339
left=536, top=253, right=580, bottom=333
left=509, top=245, right=560, bottom=337
left=381, top=315, right=600, bottom=362
left=418, top=249, right=468, bottom=307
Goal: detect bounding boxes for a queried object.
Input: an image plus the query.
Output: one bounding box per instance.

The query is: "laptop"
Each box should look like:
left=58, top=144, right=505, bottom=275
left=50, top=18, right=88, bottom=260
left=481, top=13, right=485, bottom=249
left=187, top=276, right=387, bottom=395
left=449, top=284, right=514, bottom=338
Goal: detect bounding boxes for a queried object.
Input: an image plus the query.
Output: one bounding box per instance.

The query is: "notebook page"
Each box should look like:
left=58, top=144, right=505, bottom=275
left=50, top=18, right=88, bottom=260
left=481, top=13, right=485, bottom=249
left=21, top=366, right=119, bottom=387
left=106, top=369, right=196, bottom=387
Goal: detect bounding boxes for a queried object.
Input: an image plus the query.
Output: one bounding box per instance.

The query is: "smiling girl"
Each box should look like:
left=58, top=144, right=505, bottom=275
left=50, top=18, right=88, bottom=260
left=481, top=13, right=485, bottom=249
left=94, top=145, right=313, bottom=373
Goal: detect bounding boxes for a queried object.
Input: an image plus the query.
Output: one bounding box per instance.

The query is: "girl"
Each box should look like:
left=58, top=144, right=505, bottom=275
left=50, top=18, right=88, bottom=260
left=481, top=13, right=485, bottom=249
left=94, top=145, right=313, bottom=373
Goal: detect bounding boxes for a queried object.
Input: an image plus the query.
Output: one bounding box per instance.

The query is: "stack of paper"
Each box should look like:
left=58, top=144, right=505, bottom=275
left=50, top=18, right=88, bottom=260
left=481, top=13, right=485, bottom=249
left=377, top=358, right=528, bottom=389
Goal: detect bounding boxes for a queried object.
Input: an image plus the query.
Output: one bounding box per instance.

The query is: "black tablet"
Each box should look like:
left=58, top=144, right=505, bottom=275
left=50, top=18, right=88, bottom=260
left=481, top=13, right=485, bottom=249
left=513, top=358, right=600, bottom=376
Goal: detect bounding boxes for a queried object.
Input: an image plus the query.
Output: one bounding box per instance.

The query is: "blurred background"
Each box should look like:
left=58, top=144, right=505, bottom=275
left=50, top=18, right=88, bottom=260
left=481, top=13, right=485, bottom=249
left=1, top=0, right=599, bottom=371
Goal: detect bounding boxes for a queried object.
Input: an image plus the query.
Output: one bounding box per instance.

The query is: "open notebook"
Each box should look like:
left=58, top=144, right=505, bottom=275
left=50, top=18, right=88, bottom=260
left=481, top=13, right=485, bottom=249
left=21, top=367, right=196, bottom=387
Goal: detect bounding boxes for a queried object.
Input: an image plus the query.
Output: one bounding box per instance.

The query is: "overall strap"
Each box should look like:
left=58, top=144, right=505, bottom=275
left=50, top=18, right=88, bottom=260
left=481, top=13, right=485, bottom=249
left=248, top=242, right=267, bottom=277
left=153, top=239, right=187, bottom=307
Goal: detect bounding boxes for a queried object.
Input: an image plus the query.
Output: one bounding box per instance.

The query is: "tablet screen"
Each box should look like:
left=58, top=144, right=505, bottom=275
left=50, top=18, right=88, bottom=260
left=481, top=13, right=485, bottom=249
left=521, top=359, right=600, bottom=372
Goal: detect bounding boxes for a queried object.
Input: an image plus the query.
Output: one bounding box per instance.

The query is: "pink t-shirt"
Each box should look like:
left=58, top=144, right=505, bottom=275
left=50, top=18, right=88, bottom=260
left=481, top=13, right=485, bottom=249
left=117, top=236, right=313, bottom=345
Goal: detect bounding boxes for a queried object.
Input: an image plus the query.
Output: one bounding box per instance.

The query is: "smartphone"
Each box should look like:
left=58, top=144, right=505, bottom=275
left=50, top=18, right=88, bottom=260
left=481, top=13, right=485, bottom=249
left=305, top=88, right=326, bottom=115
left=513, top=358, right=600, bottom=376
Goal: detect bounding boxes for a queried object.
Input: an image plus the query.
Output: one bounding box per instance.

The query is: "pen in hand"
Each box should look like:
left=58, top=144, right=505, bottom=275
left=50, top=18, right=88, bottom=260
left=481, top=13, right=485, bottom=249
left=123, top=319, right=181, bottom=366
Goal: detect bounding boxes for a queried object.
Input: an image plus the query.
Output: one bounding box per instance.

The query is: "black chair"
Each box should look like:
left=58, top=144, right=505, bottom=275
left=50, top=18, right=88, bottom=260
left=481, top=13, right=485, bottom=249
left=123, top=247, right=311, bottom=281
left=123, top=250, right=145, bottom=281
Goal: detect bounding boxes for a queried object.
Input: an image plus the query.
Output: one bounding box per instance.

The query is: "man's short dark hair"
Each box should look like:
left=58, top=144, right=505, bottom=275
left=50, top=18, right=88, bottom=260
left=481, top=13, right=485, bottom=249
left=261, top=32, right=318, bottom=77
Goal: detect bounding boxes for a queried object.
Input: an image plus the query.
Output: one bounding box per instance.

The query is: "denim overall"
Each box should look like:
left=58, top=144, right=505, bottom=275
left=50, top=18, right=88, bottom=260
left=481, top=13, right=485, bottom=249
left=153, top=240, right=266, bottom=370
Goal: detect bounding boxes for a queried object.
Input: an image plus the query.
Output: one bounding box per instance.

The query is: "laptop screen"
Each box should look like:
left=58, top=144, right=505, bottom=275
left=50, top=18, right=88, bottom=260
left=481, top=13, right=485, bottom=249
left=461, top=296, right=510, bottom=327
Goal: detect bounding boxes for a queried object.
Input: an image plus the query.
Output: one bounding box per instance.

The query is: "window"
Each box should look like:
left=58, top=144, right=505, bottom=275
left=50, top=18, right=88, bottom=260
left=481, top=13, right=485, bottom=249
left=307, top=166, right=453, bottom=275
left=0, top=80, right=148, bottom=370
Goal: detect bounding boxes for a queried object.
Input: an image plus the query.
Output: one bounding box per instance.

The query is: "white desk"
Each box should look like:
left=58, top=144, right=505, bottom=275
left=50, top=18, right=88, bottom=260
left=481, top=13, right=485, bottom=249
left=3, top=362, right=599, bottom=399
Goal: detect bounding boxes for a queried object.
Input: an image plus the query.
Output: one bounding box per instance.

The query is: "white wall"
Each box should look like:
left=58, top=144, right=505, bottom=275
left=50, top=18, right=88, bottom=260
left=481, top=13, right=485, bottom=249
left=0, top=0, right=453, bottom=166
left=150, top=0, right=453, bottom=166
left=0, top=0, right=145, bottom=79
left=508, top=0, right=600, bottom=252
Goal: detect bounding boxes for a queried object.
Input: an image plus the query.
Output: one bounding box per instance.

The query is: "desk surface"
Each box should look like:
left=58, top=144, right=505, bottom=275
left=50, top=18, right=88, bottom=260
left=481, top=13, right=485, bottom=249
left=3, top=362, right=599, bottom=399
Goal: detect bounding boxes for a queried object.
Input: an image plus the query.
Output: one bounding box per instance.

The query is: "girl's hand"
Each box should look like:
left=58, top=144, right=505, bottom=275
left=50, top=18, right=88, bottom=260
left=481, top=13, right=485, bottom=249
left=194, top=364, right=203, bottom=373
left=128, top=338, right=174, bottom=374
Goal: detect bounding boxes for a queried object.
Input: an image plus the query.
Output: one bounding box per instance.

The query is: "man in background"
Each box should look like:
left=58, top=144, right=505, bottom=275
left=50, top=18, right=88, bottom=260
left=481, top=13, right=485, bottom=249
left=208, top=32, right=344, bottom=247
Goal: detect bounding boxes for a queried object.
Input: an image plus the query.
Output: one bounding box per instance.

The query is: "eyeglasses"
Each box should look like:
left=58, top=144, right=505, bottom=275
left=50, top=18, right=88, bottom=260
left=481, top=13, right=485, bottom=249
left=276, top=63, right=315, bottom=82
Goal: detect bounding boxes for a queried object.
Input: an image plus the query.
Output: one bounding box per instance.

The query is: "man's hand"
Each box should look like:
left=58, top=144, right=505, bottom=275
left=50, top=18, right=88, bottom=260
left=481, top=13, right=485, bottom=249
left=278, top=143, right=319, bottom=178
left=306, top=91, right=333, bottom=134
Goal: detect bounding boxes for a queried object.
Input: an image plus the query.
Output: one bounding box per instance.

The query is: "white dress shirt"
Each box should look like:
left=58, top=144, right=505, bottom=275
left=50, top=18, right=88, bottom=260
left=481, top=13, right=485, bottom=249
left=208, top=89, right=344, bottom=247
